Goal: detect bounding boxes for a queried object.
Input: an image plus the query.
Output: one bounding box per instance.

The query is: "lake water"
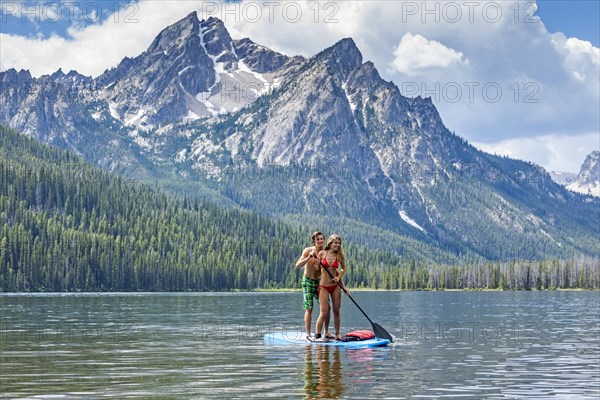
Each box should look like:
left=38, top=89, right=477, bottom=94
left=0, top=291, right=598, bottom=399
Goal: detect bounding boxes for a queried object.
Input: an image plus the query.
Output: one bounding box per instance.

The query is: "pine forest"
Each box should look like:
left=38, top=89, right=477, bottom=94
left=1, top=126, right=598, bottom=291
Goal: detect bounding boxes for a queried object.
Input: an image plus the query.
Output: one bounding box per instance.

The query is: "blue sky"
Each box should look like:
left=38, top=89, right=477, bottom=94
left=537, top=0, right=599, bottom=47
left=2, top=1, right=597, bottom=45
left=0, top=1, right=598, bottom=172
left=0, top=1, right=135, bottom=36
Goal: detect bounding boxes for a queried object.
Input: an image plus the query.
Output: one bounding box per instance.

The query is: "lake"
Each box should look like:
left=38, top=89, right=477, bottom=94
left=1, top=291, right=598, bottom=399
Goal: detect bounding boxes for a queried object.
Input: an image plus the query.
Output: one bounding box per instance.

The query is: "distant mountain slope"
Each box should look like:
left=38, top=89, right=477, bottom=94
left=549, top=171, right=577, bottom=186
left=1, top=12, right=598, bottom=261
left=550, top=151, right=599, bottom=197
left=2, top=125, right=463, bottom=291
left=0, top=125, right=300, bottom=290
left=566, top=151, right=600, bottom=197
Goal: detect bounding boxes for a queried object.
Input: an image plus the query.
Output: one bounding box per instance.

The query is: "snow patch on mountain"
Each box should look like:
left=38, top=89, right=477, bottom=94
left=567, top=181, right=600, bottom=197
left=124, top=108, right=153, bottom=130
left=561, top=151, right=599, bottom=197
left=108, top=103, right=120, bottom=121
left=237, top=60, right=268, bottom=86
left=342, top=82, right=357, bottom=112
left=549, top=170, right=577, bottom=185
left=190, top=22, right=278, bottom=118
left=399, top=211, right=426, bottom=232
left=183, top=109, right=202, bottom=120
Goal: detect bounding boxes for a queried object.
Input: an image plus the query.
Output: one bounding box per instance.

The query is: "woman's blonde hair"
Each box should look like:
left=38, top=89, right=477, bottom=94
left=324, top=234, right=345, bottom=264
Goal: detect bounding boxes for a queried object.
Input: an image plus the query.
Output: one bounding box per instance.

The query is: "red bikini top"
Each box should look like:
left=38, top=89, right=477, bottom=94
left=321, top=253, right=339, bottom=269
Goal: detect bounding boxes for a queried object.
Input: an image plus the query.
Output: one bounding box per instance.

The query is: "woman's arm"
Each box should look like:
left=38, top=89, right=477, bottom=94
left=336, top=258, right=346, bottom=281
left=336, top=259, right=350, bottom=295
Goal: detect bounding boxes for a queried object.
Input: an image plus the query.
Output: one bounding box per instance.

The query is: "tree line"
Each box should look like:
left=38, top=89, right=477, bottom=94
left=365, top=258, right=599, bottom=290
left=1, top=125, right=598, bottom=291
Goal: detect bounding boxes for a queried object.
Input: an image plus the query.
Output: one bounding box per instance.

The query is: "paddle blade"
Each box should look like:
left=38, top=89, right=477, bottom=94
left=372, top=322, right=394, bottom=343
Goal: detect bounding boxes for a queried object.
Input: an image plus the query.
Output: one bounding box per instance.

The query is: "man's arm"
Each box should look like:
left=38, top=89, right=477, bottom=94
left=295, top=247, right=312, bottom=268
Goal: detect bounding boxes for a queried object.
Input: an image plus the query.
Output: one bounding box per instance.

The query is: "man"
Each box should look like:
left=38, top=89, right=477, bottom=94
left=296, top=231, right=332, bottom=341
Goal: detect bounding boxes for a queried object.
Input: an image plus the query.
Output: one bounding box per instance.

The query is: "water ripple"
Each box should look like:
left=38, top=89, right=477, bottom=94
left=1, top=291, right=598, bottom=399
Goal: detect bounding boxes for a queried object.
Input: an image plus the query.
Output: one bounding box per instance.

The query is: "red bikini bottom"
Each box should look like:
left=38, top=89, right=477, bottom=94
left=319, top=284, right=337, bottom=294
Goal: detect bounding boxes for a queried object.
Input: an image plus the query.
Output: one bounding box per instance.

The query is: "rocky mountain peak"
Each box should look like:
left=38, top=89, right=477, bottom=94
left=200, top=16, right=236, bottom=70
left=90, top=13, right=298, bottom=125
left=565, top=150, right=600, bottom=197
left=579, top=150, right=599, bottom=180
left=315, top=37, right=363, bottom=80
left=549, top=171, right=577, bottom=185
left=46, top=68, right=90, bottom=85
left=232, top=38, right=294, bottom=74
left=50, top=68, right=66, bottom=80
left=345, top=61, right=383, bottom=89
left=148, top=11, right=200, bottom=54
left=200, top=16, right=231, bottom=43
left=0, top=68, right=32, bottom=83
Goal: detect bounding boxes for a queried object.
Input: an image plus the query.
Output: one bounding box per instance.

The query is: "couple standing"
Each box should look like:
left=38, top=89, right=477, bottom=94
left=296, top=231, right=349, bottom=341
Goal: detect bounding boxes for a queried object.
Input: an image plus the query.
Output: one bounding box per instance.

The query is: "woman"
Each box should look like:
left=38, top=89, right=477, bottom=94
left=315, top=234, right=349, bottom=340
left=295, top=231, right=332, bottom=341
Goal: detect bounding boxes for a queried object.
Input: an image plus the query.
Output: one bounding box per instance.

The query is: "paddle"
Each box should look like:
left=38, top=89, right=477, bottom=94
left=320, top=261, right=394, bottom=342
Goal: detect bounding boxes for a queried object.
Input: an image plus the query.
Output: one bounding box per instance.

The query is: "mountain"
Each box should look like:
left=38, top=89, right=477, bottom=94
left=95, top=13, right=300, bottom=127
left=566, top=151, right=600, bottom=197
left=1, top=12, right=598, bottom=261
left=2, top=125, right=597, bottom=291
left=0, top=14, right=298, bottom=175
left=549, top=171, right=577, bottom=186
left=550, top=151, right=600, bottom=197
left=1, top=125, right=443, bottom=291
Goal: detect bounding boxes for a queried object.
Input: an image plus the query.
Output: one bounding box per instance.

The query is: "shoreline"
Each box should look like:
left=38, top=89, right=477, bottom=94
left=0, top=288, right=596, bottom=294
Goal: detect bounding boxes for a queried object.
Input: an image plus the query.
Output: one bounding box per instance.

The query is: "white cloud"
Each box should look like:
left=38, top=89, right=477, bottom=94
left=0, top=0, right=598, bottom=172
left=388, top=33, right=468, bottom=76
left=0, top=1, right=204, bottom=76
left=551, top=33, right=600, bottom=82
left=473, top=132, right=600, bottom=172
left=227, top=1, right=598, bottom=141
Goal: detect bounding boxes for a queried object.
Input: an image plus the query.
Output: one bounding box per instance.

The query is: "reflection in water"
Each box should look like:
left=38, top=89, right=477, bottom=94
left=304, top=346, right=344, bottom=399
left=302, top=346, right=382, bottom=399
left=346, top=348, right=376, bottom=386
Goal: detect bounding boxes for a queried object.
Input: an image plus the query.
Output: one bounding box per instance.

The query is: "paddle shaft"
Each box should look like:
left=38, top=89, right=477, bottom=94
left=320, top=261, right=374, bottom=324
left=319, top=259, right=394, bottom=342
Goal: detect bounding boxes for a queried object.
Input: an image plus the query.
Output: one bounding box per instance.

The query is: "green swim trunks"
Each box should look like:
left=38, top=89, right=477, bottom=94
left=301, top=275, right=319, bottom=310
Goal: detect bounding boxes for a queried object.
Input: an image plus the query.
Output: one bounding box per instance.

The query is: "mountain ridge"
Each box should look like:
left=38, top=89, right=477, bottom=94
left=0, top=13, right=598, bottom=261
left=566, top=151, right=600, bottom=197
left=549, top=151, right=600, bottom=197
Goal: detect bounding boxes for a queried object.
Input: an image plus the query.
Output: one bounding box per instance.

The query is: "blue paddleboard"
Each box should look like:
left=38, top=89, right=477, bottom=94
left=264, top=331, right=391, bottom=348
